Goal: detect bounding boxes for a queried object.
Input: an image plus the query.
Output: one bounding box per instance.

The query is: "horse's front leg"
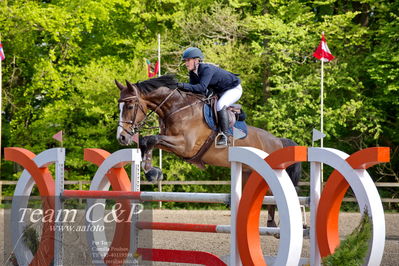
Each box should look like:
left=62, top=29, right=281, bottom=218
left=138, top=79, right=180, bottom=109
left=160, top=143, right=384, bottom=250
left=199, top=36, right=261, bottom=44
left=139, top=135, right=163, bottom=182
left=139, top=134, right=187, bottom=182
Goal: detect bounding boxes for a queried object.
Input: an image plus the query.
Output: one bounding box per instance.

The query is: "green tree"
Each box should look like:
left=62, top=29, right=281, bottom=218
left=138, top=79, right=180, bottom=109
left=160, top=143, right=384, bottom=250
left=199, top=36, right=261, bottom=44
left=1, top=0, right=397, bottom=205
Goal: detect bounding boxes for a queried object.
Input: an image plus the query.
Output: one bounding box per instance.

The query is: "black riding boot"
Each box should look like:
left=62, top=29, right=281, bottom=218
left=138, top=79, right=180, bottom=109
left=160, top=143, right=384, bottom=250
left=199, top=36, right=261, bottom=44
left=216, top=107, right=229, bottom=146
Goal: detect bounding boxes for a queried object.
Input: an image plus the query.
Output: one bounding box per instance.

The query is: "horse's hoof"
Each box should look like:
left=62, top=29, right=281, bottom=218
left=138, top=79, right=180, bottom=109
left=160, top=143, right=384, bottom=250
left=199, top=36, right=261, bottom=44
left=145, top=167, right=163, bottom=182
left=267, top=219, right=277, bottom=228
left=225, top=195, right=231, bottom=208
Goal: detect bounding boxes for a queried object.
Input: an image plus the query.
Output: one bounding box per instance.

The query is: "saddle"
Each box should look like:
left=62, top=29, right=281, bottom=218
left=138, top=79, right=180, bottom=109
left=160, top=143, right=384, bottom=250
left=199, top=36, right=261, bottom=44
left=204, top=96, right=248, bottom=136
left=225, top=104, right=247, bottom=127
left=184, top=96, right=248, bottom=168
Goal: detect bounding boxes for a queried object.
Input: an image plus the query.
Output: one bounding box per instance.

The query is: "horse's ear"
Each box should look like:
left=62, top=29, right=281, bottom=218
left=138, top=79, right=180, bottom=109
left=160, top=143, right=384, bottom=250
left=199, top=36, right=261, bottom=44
left=126, top=80, right=139, bottom=95
left=115, top=79, right=126, bottom=91
left=125, top=80, right=133, bottom=89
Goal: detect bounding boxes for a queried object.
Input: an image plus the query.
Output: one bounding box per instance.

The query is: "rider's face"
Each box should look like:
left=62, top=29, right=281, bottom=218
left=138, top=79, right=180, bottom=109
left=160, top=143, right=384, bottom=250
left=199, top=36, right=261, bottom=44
left=184, top=58, right=199, bottom=71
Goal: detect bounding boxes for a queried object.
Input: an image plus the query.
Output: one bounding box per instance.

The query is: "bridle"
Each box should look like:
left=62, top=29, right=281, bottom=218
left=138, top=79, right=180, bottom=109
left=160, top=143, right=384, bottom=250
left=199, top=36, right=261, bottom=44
left=118, top=87, right=179, bottom=136
left=118, top=81, right=213, bottom=137
left=118, top=95, right=147, bottom=136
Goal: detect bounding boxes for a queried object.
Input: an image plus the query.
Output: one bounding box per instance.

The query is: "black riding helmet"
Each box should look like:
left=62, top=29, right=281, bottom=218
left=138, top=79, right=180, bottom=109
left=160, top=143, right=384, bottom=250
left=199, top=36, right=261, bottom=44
left=182, top=47, right=204, bottom=60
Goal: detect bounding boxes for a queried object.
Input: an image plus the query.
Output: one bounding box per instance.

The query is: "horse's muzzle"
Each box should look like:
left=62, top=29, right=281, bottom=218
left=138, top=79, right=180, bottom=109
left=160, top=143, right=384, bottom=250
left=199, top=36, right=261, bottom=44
left=118, top=132, right=132, bottom=146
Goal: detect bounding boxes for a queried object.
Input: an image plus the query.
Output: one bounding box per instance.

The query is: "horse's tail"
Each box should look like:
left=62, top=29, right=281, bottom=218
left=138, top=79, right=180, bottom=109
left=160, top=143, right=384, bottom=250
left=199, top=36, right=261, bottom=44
left=280, top=138, right=302, bottom=186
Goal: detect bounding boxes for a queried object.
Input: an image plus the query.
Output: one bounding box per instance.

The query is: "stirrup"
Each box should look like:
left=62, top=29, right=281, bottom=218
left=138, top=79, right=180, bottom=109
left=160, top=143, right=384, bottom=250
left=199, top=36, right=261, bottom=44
left=215, top=132, right=228, bottom=148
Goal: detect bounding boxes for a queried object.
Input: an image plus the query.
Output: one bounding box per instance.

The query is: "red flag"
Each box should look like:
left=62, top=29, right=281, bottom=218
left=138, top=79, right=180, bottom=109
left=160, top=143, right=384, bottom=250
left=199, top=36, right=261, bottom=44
left=313, top=33, right=335, bottom=62
left=52, top=130, right=63, bottom=142
left=0, top=42, right=5, bottom=61
left=145, top=59, right=159, bottom=78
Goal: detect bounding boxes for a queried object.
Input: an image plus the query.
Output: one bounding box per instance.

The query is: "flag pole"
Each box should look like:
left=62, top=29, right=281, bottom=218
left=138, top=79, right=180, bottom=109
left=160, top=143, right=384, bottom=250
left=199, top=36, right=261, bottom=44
left=0, top=35, right=3, bottom=162
left=0, top=48, right=2, bottom=163
left=157, top=33, right=162, bottom=170
left=312, top=31, right=334, bottom=266
left=157, top=33, right=163, bottom=208
left=320, top=32, right=325, bottom=186
left=320, top=58, right=324, bottom=149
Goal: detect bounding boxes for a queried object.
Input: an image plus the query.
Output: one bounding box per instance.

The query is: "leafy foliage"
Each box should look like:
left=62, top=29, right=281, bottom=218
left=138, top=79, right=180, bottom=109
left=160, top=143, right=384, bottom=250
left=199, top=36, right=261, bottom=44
left=323, top=213, right=372, bottom=266
left=1, top=0, right=398, bottom=204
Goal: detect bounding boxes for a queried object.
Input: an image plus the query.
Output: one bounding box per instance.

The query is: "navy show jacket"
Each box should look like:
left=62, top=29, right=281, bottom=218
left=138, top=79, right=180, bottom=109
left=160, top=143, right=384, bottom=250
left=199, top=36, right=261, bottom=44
left=180, top=63, right=240, bottom=96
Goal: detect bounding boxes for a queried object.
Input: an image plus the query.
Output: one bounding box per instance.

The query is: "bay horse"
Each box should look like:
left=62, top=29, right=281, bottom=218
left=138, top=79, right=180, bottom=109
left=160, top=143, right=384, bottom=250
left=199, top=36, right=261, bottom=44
left=115, top=75, right=301, bottom=227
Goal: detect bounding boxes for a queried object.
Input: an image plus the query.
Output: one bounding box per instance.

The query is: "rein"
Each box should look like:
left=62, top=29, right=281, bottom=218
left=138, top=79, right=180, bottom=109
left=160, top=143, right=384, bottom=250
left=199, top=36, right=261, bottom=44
left=119, top=86, right=212, bottom=136
left=163, top=96, right=207, bottom=123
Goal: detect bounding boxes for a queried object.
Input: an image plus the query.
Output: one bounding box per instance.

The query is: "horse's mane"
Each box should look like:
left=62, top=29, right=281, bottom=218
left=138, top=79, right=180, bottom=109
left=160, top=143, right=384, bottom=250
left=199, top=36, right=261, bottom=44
left=136, top=74, right=178, bottom=94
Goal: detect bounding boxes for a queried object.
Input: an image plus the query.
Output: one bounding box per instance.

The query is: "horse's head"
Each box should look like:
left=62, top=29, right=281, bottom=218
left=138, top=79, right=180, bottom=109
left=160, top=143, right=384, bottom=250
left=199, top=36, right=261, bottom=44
left=115, top=79, right=148, bottom=145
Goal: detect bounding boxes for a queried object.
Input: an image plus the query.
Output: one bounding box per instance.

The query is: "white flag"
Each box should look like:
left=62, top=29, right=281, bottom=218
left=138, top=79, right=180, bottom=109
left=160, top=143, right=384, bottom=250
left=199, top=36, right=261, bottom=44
left=52, top=130, right=63, bottom=142
left=312, top=128, right=326, bottom=142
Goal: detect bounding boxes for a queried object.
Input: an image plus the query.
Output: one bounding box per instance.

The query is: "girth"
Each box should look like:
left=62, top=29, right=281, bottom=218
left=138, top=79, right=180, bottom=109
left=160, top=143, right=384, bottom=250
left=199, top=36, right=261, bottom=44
left=183, top=96, right=219, bottom=168
left=183, top=131, right=218, bottom=169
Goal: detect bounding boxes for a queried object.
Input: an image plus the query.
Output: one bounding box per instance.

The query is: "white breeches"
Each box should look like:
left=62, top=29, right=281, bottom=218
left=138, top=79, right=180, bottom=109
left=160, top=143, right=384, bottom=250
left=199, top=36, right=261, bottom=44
left=216, top=84, right=243, bottom=111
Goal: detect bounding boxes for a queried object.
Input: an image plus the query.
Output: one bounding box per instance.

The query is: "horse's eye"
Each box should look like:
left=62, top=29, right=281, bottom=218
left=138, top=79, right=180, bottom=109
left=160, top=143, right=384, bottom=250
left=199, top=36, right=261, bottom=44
left=127, top=105, right=134, bottom=110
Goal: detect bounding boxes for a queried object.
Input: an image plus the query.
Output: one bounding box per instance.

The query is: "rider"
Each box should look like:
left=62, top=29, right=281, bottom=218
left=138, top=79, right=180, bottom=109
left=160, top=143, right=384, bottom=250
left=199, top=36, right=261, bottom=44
left=177, top=47, right=243, bottom=146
